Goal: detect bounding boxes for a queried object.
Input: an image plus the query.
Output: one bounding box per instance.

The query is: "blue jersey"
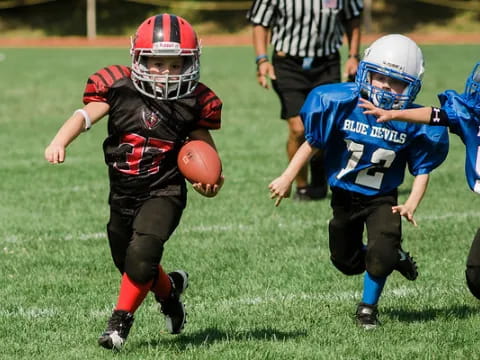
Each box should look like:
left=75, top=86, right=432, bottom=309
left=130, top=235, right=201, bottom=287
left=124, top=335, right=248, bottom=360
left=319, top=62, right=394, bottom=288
left=301, top=83, right=449, bottom=196
left=439, top=90, right=480, bottom=194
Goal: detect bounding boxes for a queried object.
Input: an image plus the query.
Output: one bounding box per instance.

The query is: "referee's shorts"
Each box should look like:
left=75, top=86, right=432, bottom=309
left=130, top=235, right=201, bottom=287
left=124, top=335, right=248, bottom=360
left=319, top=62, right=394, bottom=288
left=271, top=51, right=341, bottom=120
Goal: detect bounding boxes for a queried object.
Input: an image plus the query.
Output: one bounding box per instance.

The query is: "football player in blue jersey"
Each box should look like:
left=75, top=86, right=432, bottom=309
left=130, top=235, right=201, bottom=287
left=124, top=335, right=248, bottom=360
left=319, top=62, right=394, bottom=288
left=359, top=61, right=480, bottom=301
left=269, top=34, right=449, bottom=329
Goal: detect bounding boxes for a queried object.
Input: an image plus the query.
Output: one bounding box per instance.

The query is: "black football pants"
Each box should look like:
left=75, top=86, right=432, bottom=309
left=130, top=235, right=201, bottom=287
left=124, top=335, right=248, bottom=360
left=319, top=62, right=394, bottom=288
left=466, top=227, right=480, bottom=300
left=328, top=187, right=402, bottom=278
left=106, top=194, right=186, bottom=284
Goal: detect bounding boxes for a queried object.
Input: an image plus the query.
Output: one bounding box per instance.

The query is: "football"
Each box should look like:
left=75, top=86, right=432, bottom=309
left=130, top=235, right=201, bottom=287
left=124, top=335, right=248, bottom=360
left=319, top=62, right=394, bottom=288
left=177, top=140, right=222, bottom=184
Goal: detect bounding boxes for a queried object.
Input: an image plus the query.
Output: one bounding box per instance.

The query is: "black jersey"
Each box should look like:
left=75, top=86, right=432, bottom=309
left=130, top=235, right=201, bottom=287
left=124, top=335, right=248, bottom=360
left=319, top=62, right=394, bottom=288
left=83, top=65, right=222, bottom=198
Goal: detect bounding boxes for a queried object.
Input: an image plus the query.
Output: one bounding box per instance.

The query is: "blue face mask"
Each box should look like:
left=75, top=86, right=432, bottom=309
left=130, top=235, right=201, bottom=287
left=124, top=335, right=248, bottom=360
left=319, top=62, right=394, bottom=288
left=464, top=62, right=480, bottom=107
left=356, top=61, right=422, bottom=110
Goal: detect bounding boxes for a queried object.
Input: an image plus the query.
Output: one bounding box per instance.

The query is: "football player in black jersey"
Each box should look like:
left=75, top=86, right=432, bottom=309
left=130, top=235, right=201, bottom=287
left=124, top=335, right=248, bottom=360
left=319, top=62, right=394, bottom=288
left=44, top=14, right=223, bottom=350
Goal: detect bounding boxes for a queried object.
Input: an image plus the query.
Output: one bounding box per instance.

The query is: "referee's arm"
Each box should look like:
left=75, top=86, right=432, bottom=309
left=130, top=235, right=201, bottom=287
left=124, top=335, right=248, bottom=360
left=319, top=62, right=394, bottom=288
left=253, top=25, right=276, bottom=89
left=344, top=16, right=362, bottom=81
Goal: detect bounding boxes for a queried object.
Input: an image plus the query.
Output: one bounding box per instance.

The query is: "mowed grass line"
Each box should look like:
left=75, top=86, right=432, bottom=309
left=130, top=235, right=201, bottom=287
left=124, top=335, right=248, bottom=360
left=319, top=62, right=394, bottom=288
left=0, top=45, right=479, bottom=359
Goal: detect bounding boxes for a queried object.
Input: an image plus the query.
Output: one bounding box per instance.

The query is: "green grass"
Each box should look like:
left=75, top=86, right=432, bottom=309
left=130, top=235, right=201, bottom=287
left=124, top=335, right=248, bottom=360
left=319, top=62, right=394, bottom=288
left=0, top=45, right=479, bottom=359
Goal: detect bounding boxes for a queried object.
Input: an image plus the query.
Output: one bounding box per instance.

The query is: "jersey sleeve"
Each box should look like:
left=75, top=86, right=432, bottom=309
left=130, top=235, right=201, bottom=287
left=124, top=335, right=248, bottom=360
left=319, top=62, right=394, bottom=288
left=301, top=83, right=359, bottom=149
left=438, top=89, right=471, bottom=135
left=246, top=0, right=277, bottom=26
left=344, top=0, right=364, bottom=20
left=192, top=83, right=222, bottom=130
left=406, top=124, right=449, bottom=176
left=83, top=65, right=131, bottom=104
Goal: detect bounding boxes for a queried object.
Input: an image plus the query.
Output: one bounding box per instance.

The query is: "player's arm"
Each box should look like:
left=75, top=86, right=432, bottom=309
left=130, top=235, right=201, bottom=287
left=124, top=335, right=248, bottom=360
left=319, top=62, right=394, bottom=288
left=45, top=102, right=110, bottom=164
left=344, top=16, right=361, bottom=81
left=359, top=98, right=449, bottom=125
left=269, top=141, right=320, bottom=206
left=252, top=25, right=276, bottom=89
left=392, top=173, right=429, bottom=227
left=188, top=128, right=224, bottom=197
left=189, top=128, right=217, bottom=150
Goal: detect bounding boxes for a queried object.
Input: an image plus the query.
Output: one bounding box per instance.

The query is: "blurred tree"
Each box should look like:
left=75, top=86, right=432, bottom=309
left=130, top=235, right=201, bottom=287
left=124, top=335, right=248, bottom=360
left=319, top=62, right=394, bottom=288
left=0, top=0, right=478, bottom=36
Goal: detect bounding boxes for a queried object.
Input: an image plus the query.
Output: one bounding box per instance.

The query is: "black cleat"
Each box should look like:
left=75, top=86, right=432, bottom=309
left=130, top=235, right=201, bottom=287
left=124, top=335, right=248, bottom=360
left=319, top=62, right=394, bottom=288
left=294, top=185, right=328, bottom=201
left=98, top=310, right=134, bottom=350
left=356, top=303, right=379, bottom=330
left=395, top=249, right=418, bottom=281
left=156, top=270, right=189, bottom=334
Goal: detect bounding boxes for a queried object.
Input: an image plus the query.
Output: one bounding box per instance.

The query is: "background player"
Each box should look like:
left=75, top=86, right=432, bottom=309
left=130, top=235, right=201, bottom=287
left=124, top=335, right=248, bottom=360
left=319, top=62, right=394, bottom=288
left=268, top=34, right=449, bottom=329
left=359, top=61, right=480, bottom=300
left=44, top=14, right=223, bottom=350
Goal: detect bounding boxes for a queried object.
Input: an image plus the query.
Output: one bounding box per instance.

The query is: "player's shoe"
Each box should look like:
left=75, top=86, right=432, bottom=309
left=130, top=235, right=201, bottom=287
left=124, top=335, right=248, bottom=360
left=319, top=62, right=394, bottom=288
left=294, top=185, right=328, bottom=201
left=395, top=248, right=418, bottom=281
left=98, top=310, right=134, bottom=350
left=156, top=270, right=189, bottom=334
left=355, top=303, right=379, bottom=330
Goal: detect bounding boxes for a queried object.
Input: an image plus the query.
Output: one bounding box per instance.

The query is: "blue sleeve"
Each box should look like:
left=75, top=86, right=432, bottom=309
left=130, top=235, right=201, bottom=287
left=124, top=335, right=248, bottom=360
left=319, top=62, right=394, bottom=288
left=407, top=125, right=449, bottom=175
left=301, top=83, right=359, bottom=149
left=438, top=90, right=478, bottom=136
left=438, top=90, right=462, bottom=133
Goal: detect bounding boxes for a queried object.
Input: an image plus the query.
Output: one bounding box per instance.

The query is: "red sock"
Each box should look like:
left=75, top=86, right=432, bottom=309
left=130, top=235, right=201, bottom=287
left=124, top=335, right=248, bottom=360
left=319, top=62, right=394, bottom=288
left=115, top=273, right=152, bottom=314
left=151, top=265, right=172, bottom=301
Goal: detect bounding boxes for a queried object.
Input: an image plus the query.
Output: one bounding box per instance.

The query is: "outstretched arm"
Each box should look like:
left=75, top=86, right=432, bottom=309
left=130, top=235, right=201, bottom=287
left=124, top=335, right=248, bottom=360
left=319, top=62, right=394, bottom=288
left=358, top=98, right=432, bottom=124
left=44, top=102, right=110, bottom=164
left=269, top=141, right=319, bottom=206
left=393, top=173, right=429, bottom=226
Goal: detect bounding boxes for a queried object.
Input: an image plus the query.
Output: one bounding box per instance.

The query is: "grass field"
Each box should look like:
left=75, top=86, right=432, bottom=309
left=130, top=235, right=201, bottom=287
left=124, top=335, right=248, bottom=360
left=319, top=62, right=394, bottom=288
left=0, top=44, right=479, bottom=359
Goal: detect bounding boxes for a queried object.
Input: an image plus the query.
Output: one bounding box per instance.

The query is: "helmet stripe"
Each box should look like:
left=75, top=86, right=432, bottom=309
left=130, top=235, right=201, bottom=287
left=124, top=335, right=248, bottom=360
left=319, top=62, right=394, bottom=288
left=153, top=14, right=164, bottom=43
left=162, top=13, right=171, bottom=42
left=170, top=15, right=181, bottom=43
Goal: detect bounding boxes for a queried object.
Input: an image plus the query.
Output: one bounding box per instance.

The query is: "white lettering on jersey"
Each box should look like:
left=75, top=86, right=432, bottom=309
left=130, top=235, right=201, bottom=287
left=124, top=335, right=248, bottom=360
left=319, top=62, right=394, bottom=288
left=343, top=119, right=407, bottom=144
left=370, top=126, right=407, bottom=144
left=343, top=119, right=369, bottom=135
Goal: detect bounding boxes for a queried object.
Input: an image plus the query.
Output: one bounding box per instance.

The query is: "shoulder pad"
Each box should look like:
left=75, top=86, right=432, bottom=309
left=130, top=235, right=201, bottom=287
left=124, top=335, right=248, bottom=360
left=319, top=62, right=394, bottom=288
left=83, top=65, right=131, bottom=104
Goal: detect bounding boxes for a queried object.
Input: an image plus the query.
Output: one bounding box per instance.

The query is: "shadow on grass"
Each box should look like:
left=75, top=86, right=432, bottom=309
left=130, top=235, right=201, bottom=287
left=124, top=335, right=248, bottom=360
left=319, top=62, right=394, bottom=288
left=383, top=303, right=479, bottom=323
left=137, top=327, right=307, bottom=350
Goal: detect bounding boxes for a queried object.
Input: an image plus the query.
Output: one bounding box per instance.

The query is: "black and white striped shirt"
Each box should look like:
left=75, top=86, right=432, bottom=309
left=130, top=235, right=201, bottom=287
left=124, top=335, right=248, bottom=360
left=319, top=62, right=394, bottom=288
left=247, top=0, right=363, bottom=57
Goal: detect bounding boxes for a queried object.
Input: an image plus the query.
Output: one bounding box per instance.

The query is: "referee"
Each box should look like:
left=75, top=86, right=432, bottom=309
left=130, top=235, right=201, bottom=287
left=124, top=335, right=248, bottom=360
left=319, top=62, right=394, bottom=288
left=247, top=0, right=363, bottom=200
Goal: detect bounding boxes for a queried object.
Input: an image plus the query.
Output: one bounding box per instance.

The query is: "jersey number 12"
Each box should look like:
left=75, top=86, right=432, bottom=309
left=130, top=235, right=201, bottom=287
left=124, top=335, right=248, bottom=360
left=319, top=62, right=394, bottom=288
left=336, top=140, right=396, bottom=189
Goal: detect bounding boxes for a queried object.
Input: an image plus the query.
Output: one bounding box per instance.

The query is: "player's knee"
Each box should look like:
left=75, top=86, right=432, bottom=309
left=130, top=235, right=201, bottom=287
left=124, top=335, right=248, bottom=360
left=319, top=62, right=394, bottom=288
left=365, top=246, right=397, bottom=278
left=466, top=266, right=480, bottom=300
left=330, top=256, right=365, bottom=275
left=125, top=234, right=164, bottom=284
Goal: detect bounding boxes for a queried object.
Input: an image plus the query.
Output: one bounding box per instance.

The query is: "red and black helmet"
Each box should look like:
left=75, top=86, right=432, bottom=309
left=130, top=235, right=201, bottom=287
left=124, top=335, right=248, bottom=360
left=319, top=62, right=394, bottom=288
left=130, top=14, right=200, bottom=100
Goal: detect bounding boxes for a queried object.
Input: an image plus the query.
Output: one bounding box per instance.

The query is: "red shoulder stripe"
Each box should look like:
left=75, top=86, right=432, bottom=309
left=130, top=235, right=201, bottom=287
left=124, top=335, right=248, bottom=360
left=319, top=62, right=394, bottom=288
left=83, top=65, right=130, bottom=104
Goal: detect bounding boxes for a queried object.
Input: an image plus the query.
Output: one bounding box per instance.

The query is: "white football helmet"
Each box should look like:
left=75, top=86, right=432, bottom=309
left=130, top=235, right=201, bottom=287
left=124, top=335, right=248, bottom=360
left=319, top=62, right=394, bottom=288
left=465, top=62, right=480, bottom=106
left=356, top=34, right=424, bottom=110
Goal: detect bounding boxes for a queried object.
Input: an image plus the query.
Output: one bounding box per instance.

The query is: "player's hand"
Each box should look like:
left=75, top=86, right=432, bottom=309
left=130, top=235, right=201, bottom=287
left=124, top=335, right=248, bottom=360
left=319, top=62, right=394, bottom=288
left=343, top=57, right=358, bottom=82
left=44, top=143, right=66, bottom=164
left=358, top=98, right=394, bottom=123
left=256, top=61, right=276, bottom=89
left=392, top=204, right=417, bottom=227
left=268, top=175, right=292, bottom=207
left=192, top=175, right=224, bottom=198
